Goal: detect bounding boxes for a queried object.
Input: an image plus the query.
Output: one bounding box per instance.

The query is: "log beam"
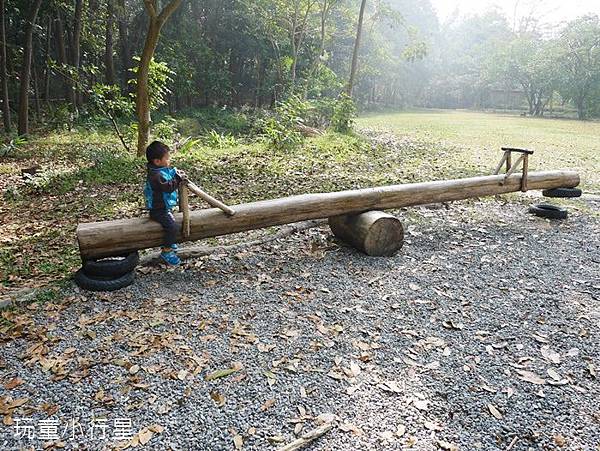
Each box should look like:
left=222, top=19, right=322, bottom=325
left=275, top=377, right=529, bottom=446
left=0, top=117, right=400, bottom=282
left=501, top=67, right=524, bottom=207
left=329, top=211, right=404, bottom=256
left=77, top=170, right=580, bottom=259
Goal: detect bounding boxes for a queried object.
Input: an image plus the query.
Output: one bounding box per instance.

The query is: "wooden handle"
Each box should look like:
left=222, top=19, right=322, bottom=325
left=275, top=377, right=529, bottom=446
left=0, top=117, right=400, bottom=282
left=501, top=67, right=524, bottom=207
left=179, top=184, right=190, bottom=237
left=186, top=181, right=236, bottom=216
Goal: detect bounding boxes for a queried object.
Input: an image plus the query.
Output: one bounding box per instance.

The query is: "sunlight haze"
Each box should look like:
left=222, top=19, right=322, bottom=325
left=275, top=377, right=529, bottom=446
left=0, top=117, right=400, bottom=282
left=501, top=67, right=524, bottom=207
left=431, top=0, right=600, bottom=25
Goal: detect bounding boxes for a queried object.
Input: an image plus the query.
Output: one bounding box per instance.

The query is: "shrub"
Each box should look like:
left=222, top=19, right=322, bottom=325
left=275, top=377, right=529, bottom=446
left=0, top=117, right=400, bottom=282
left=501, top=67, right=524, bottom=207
left=331, top=93, right=356, bottom=133
left=258, top=95, right=310, bottom=151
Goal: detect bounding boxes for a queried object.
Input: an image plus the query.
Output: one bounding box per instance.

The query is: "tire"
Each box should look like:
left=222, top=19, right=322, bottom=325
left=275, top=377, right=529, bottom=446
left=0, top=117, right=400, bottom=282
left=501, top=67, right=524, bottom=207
left=82, top=251, right=139, bottom=278
left=542, top=187, right=582, bottom=198
left=528, top=203, right=568, bottom=220
left=74, top=269, right=135, bottom=292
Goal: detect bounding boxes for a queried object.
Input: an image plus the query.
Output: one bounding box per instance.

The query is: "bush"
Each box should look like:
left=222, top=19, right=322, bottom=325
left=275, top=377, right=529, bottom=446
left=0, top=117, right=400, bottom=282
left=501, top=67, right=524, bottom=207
left=331, top=93, right=356, bottom=133
left=257, top=95, right=310, bottom=151
left=203, top=129, right=238, bottom=148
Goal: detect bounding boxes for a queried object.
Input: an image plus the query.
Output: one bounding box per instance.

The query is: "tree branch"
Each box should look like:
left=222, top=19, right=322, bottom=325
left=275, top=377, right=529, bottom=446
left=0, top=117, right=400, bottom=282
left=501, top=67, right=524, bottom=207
left=158, top=0, right=183, bottom=24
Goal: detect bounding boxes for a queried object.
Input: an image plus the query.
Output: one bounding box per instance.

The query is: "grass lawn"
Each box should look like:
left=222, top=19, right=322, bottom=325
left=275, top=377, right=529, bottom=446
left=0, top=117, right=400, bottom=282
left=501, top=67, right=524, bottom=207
left=357, top=109, right=600, bottom=192
left=1, top=109, right=598, bottom=294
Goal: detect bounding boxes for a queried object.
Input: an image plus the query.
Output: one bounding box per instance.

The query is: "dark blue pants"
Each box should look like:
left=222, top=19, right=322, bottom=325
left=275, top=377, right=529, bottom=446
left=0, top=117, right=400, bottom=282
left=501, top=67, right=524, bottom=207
left=150, top=209, right=177, bottom=248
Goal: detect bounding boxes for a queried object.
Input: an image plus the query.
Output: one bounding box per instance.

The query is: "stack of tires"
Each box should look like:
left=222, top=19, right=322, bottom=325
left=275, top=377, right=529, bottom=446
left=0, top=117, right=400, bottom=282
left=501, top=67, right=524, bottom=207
left=74, top=252, right=139, bottom=291
left=528, top=187, right=582, bottom=220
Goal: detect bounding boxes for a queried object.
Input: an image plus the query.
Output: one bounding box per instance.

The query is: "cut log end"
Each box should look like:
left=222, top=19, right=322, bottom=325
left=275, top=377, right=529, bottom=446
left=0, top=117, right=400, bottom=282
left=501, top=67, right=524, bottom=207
left=329, top=211, right=404, bottom=257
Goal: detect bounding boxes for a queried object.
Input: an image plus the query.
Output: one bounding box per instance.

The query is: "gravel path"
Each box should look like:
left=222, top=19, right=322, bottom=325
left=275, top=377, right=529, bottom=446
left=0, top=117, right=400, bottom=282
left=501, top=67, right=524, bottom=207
left=1, top=198, right=599, bottom=451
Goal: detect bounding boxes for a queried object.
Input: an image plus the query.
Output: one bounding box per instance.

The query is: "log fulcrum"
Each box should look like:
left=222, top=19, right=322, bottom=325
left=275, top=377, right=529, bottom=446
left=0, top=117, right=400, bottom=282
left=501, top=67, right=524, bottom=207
left=329, top=211, right=404, bottom=256
left=77, top=170, right=579, bottom=259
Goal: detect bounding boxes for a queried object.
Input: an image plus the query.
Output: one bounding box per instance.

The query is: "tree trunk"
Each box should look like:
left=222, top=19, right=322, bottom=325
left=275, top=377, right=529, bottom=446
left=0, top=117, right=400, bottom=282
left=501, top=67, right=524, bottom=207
left=136, top=0, right=182, bottom=156
left=104, top=0, right=116, bottom=85
left=346, top=0, right=367, bottom=96
left=71, top=0, right=84, bottom=109
left=117, top=0, right=130, bottom=89
left=17, top=0, right=43, bottom=136
left=136, top=19, right=160, bottom=156
left=329, top=211, right=404, bottom=256
left=32, top=57, right=40, bottom=120
left=55, top=12, right=71, bottom=102
left=44, top=17, right=51, bottom=106
left=0, top=0, right=11, bottom=132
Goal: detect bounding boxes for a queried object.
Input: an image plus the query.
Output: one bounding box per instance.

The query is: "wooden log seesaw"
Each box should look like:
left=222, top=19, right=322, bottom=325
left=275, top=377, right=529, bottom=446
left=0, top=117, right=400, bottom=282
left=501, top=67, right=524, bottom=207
left=76, top=149, right=580, bottom=259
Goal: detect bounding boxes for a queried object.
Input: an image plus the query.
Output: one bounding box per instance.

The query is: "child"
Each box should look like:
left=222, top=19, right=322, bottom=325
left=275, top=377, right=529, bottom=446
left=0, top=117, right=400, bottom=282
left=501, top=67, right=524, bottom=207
left=144, top=141, right=186, bottom=266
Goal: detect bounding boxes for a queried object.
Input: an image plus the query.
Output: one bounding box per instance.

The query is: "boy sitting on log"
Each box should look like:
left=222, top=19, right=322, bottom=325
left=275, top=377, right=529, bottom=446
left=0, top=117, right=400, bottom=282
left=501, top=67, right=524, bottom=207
left=144, top=141, right=187, bottom=266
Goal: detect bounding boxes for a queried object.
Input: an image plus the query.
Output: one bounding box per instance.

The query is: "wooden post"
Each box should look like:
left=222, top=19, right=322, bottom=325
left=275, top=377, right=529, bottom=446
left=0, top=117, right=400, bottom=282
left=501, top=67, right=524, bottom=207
left=521, top=154, right=529, bottom=192
left=179, top=184, right=190, bottom=238
left=506, top=152, right=512, bottom=173
left=329, top=211, right=404, bottom=256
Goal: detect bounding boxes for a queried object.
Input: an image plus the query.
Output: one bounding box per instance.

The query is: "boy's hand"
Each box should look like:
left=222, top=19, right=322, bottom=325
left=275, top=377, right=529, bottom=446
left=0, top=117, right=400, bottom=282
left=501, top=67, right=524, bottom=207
left=176, top=170, right=188, bottom=182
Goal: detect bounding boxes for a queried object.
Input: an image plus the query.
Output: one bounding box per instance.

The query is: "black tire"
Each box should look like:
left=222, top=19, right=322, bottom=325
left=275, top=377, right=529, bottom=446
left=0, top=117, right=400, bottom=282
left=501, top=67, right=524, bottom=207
left=542, top=187, right=582, bottom=198
left=82, top=251, right=139, bottom=278
left=528, top=203, right=568, bottom=220
left=74, top=269, right=135, bottom=292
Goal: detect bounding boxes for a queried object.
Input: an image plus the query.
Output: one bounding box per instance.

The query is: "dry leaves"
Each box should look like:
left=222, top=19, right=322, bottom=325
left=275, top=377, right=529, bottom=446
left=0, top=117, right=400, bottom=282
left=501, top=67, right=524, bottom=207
left=516, top=369, right=546, bottom=385
left=487, top=403, right=503, bottom=419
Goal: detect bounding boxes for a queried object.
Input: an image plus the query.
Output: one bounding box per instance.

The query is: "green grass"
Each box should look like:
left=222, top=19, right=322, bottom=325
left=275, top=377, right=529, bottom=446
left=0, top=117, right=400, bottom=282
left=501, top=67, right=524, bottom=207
left=357, top=109, right=600, bottom=192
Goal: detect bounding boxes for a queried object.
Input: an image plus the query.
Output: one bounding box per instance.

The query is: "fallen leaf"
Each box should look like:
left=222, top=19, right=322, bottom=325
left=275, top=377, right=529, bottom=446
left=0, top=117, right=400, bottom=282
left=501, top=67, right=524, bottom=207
left=437, top=440, right=458, bottom=451
left=210, top=391, right=225, bottom=407
left=395, top=424, right=406, bottom=437
left=413, top=399, right=429, bottom=411
left=376, top=430, right=395, bottom=442
left=233, top=434, right=243, bottom=450
left=339, top=422, right=363, bottom=436
left=4, top=378, right=24, bottom=390
left=260, top=399, right=275, bottom=412
left=424, top=421, right=442, bottom=431
left=547, top=368, right=562, bottom=381
left=541, top=346, right=561, bottom=364
left=442, top=320, right=464, bottom=330
left=138, top=428, right=153, bottom=445
left=177, top=369, right=188, bottom=381
left=350, top=361, right=361, bottom=377
left=487, top=404, right=503, bottom=419
left=205, top=367, right=239, bottom=381
left=516, top=369, right=545, bottom=385
left=554, top=435, right=566, bottom=447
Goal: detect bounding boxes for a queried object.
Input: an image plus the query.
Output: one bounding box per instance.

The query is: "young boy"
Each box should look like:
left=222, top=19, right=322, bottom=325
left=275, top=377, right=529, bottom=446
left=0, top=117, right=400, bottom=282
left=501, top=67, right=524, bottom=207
left=144, top=141, right=186, bottom=266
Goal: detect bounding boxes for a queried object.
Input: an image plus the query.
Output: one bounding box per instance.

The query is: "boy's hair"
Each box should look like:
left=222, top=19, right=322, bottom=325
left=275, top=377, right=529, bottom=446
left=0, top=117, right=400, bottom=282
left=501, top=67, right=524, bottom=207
left=146, top=141, right=170, bottom=163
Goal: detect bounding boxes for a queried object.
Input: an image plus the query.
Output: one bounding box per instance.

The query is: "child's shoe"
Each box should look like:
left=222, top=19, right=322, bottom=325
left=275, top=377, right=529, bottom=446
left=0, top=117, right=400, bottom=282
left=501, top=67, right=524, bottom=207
left=160, top=251, right=181, bottom=266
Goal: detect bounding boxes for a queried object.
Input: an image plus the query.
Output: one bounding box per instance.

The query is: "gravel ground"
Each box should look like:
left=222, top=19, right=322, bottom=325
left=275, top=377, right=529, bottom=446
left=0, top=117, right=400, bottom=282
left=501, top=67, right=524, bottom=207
left=1, top=197, right=599, bottom=451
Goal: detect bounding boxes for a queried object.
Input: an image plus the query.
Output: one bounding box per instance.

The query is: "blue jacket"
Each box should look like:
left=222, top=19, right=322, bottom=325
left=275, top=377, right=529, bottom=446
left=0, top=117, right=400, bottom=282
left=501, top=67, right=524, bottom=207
left=144, top=164, right=181, bottom=210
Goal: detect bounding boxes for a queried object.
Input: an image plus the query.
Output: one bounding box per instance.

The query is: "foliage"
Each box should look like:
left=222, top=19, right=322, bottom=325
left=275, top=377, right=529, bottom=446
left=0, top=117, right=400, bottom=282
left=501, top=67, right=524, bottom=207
left=555, top=15, right=600, bottom=119
left=1, top=135, right=27, bottom=157
left=258, top=96, right=310, bottom=151
left=203, top=130, right=238, bottom=149
left=89, top=83, right=134, bottom=119
left=152, top=116, right=178, bottom=143
left=331, top=93, right=357, bottom=133
left=129, top=57, right=175, bottom=110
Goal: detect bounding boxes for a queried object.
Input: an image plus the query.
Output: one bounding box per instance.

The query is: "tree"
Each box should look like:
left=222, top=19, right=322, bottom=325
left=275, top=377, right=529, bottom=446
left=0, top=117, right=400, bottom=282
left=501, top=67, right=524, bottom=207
left=17, top=0, right=44, bottom=135
left=346, top=0, right=367, bottom=96
left=136, top=0, right=182, bottom=156
left=71, top=0, right=85, bottom=109
left=105, top=0, right=116, bottom=85
left=0, top=0, right=10, bottom=132
left=493, top=35, right=558, bottom=116
left=555, top=15, right=600, bottom=120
